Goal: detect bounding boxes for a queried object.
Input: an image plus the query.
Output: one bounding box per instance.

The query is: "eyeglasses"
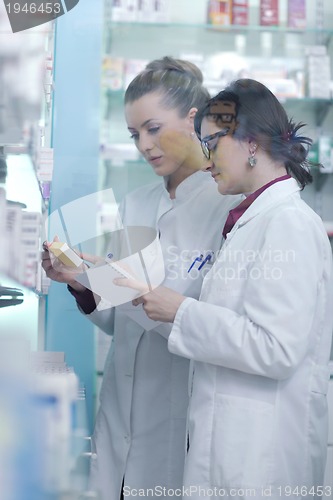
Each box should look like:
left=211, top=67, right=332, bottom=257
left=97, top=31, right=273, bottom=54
left=201, top=128, right=230, bottom=160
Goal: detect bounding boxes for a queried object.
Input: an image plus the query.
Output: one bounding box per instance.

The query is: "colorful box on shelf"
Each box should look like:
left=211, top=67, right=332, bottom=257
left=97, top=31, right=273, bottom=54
left=111, top=0, right=169, bottom=23
left=36, top=147, right=54, bottom=182
left=207, top=0, right=232, bottom=25
left=287, top=0, right=306, bottom=29
left=260, top=0, right=278, bottom=26
left=102, top=56, right=124, bottom=90
left=231, top=0, right=248, bottom=25
left=35, top=147, right=53, bottom=200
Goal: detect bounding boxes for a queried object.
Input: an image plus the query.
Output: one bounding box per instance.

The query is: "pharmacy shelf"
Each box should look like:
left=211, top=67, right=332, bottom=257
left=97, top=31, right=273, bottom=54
left=106, top=22, right=333, bottom=58
left=109, top=21, right=333, bottom=34
left=107, top=90, right=332, bottom=105
left=103, top=90, right=333, bottom=127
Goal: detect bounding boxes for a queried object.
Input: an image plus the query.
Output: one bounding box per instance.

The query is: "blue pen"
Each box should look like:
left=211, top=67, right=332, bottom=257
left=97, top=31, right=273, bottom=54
left=198, top=253, right=213, bottom=270
left=187, top=254, right=203, bottom=273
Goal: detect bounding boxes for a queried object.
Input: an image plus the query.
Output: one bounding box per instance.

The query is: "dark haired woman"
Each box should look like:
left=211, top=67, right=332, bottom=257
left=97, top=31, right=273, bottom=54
left=124, top=79, right=333, bottom=499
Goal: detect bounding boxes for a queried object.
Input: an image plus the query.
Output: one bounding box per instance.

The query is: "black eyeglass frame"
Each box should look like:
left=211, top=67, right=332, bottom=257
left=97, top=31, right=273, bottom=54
left=201, top=128, right=230, bottom=160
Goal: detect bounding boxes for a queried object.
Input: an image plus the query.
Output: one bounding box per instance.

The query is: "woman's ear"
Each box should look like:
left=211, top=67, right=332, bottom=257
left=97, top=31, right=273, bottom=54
left=187, top=107, right=198, bottom=128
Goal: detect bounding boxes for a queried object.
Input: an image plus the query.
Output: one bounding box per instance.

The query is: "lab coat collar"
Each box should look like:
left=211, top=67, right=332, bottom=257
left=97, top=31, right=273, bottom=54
left=163, top=170, right=212, bottom=202
left=156, top=171, right=211, bottom=223
left=225, top=177, right=301, bottom=239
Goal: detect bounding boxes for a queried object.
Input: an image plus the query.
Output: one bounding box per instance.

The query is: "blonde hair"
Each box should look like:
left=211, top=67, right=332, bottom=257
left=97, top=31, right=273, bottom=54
left=125, top=56, right=210, bottom=117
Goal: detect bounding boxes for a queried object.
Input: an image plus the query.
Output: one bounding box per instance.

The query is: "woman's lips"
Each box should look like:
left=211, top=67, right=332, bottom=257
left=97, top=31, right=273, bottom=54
left=148, top=156, right=163, bottom=166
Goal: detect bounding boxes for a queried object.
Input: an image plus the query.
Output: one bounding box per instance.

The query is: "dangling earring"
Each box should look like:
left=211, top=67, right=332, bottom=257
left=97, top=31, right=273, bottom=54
left=190, top=132, right=195, bottom=140
left=248, top=145, right=257, bottom=167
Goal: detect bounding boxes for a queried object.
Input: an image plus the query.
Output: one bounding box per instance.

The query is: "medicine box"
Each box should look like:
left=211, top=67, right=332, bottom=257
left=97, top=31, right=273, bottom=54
left=48, top=242, right=83, bottom=268
left=260, top=0, right=279, bottom=26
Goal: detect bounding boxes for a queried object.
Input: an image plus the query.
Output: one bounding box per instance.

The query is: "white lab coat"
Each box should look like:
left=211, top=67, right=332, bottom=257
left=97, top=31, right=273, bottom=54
left=169, top=177, right=333, bottom=500
left=85, top=171, right=240, bottom=500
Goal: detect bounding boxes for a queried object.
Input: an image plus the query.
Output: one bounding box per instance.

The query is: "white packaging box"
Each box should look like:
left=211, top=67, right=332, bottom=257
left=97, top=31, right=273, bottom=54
left=307, top=56, right=330, bottom=72
left=307, top=68, right=331, bottom=79
left=36, top=147, right=54, bottom=182
left=305, top=45, right=327, bottom=56
left=0, top=188, right=7, bottom=274
left=136, top=0, right=169, bottom=23
left=30, top=351, right=66, bottom=372
left=21, top=225, right=40, bottom=239
left=306, top=55, right=331, bottom=99
left=308, top=83, right=330, bottom=99
left=319, top=137, right=333, bottom=174
left=21, top=211, right=41, bottom=226
left=29, top=370, right=80, bottom=492
left=307, top=54, right=330, bottom=67
left=126, top=0, right=138, bottom=21
left=20, top=233, right=40, bottom=251
left=308, top=75, right=331, bottom=86
left=111, top=0, right=138, bottom=22
left=136, top=0, right=154, bottom=22
left=153, top=0, right=169, bottom=23
left=6, top=205, right=22, bottom=282
left=19, top=240, right=40, bottom=288
left=20, top=244, right=41, bottom=290
left=111, top=0, right=127, bottom=21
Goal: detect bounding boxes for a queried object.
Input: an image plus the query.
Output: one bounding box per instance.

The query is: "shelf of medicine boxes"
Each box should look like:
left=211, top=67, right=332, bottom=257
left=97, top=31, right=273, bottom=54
left=106, top=21, right=333, bottom=55
left=104, top=21, right=333, bottom=120
left=4, top=150, right=50, bottom=298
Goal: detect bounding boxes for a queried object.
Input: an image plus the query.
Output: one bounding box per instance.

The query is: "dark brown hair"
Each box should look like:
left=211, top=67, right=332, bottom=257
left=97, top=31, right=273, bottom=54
left=195, top=79, right=316, bottom=189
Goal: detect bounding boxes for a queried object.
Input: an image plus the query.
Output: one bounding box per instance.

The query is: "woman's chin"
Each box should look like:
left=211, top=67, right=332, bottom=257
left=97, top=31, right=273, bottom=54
left=217, top=181, right=228, bottom=195
left=151, top=166, right=166, bottom=176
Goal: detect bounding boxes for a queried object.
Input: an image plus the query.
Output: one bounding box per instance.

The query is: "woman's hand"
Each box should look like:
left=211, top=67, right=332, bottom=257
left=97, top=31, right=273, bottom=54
left=114, top=274, right=186, bottom=323
left=41, top=236, right=101, bottom=293
left=134, top=286, right=186, bottom=323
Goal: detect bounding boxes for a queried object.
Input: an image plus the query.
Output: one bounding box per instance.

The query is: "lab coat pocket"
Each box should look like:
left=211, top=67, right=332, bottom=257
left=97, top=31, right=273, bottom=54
left=211, top=394, right=275, bottom=489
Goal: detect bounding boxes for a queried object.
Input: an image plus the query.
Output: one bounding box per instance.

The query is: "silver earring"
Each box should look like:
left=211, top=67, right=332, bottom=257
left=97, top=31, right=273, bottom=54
left=248, top=146, right=257, bottom=167
left=190, top=132, right=195, bottom=140
left=248, top=154, right=256, bottom=167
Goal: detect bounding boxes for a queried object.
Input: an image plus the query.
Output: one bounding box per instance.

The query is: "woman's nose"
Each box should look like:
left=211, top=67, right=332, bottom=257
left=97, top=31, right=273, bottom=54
left=138, top=135, right=153, bottom=154
left=201, top=157, right=213, bottom=172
